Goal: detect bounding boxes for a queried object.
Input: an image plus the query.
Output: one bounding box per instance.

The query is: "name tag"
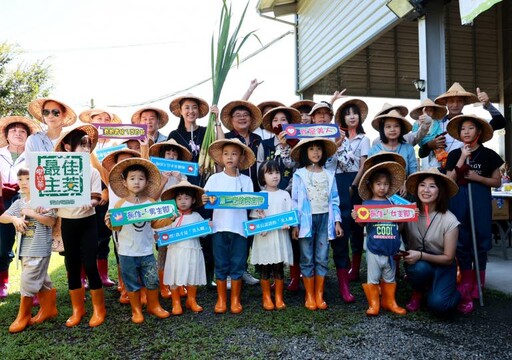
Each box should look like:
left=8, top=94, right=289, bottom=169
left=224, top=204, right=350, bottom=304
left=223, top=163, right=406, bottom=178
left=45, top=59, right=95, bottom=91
left=282, top=124, right=340, bottom=139
left=243, top=210, right=299, bottom=236
left=150, top=157, right=199, bottom=176
left=95, top=144, right=127, bottom=162
left=110, top=200, right=178, bottom=226
left=204, top=192, right=268, bottom=209
left=156, top=220, right=212, bottom=247
left=354, top=204, right=418, bottom=223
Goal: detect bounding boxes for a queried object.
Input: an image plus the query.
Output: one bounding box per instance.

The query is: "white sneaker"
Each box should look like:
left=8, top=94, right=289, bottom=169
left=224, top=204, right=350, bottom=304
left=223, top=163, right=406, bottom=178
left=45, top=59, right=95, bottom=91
left=242, top=271, right=259, bottom=285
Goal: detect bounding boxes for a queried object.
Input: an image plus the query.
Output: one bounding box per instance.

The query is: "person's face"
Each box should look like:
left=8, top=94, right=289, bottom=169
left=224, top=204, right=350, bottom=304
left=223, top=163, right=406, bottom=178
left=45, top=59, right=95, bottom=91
left=417, top=176, right=439, bottom=206
left=300, top=111, right=312, bottom=124
left=344, top=107, right=360, bottom=129
left=73, top=136, right=92, bottom=153
left=312, top=108, right=332, bottom=124
left=140, top=110, right=159, bottom=134
left=271, top=112, right=289, bottom=129
left=180, top=100, right=199, bottom=124
left=91, top=112, right=112, bottom=124
left=459, top=120, right=480, bottom=144
left=222, top=144, right=242, bottom=170
left=123, top=170, right=147, bottom=195
left=125, top=140, right=141, bottom=151
left=176, top=193, right=195, bottom=212
left=371, top=175, right=390, bottom=198
left=42, top=101, right=65, bottom=128
left=307, top=144, right=323, bottom=164
left=7, top=124, right=28, bottom=147
left=446, top=97, right=464, bottom=117
left=164, top=148, right=179, bottom=160
left=383, top=119, right=401, bottom=141
left=231, top=109, right=252, bottom=133
left=424, top=107, right=435, bottom=117
left=17, top=174, right=30, bottom=193
left=264, top=169, right=281, bottom=188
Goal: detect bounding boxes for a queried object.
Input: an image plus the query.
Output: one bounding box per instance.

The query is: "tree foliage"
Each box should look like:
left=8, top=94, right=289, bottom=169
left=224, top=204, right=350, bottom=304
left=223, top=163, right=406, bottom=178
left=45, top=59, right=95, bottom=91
left=0, top=42, right=52, bottom=117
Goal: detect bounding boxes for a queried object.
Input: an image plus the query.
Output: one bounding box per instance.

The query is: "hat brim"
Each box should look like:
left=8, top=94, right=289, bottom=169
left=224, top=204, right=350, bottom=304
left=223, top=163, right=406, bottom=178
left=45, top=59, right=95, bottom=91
left=434, top=92, right=479, bottom=106
left=131, top=107, right=169, bottom=129
left=257, top=101, right=285, bottom=115
left=220, top=100, right=262, bottom=132
left=79, top=109, right=122, bottom=124
left=446, top=114, right=493, bottom=143
left=362, top=151, right=406, bottom=175
left=54, top=122, right=99, bottom=152
left=0, top=116, right=41, bottom=147
left=375, top=104, right=408, bottom=118
left=261, top=106, right=301, bottom=132
left=371, top=113, right=413, bottom=133
left=409, top=104, right=447, bottom=120
left=28, top=98, right=77, bottom=127
left=109, top=158, right=162, bottom=200
left=335, top=99, right=369, bottom=125
left=169, top=95, right=209, bottom=119
left=406, top=169, right=459, bottom=198
left=208, top=139, right=256, bottom=170
left=101, top=149, right=141, bottom=173
left=149, top=139, right=193, bottom=161
left=161, top=181, right=205, bottom=209
left=290, top=137, right=338, bottom=162
left=358, top=161, right=406, bottom=201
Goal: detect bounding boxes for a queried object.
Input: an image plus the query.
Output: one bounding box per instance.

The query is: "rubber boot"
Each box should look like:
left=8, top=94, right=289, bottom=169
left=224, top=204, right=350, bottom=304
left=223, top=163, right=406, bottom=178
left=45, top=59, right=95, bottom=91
left=287, top=265, right=301, bottom=292
left=178, top=285, right=187, bottom=297
left=214, top=280, right=227, bottom=314
left=380, top=282, right=406, bottom=315
left=97, top=259, right=115, bottom=287
left=457, top=270, right=474, bottom=314
left=159, top=270, right=171, bottom=299
left=117, top=266, right=123, bottom=292
left=230, top=279, right=243, bottom=314
left=336, top=268, right=355, bottom=303
left=127, top=291, right=144, bottom=324
left=30, top=288, right=58, bottom=325
left=406, top=291, right=423, bottom=312
left=348, top=253, right=362, bottom=281
left=80, top=266, right=89, bottom=290
left=471, top=270, right=486, bottom=299
left=146, top=289, right=170, bottom=319
left=89, top=288, right=106, bottom=327
left=260, top=279, right=275, bottom=311
left=314, top=275, right=328, bottom=310
left=140, top=287, right=147, bottom=306
left=185, top=286, right=203, bottom=313
left=0, top=270, right=9, bottom=299
left=66, top=287, right=86, bottom=327
left=9, top=296, right=33, bottom=333
left=274, top=279, right=286, bottom=310
left=303, top=276, right=317, bottom=311
left=362, top=283, right=380, bottom=316
left=170, top=287, right=183, bottom=315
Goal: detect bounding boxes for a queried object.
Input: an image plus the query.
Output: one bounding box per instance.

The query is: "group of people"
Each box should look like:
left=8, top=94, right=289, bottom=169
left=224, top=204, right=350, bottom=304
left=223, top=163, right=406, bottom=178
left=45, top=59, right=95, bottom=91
left=0, top=80, right=506, bottom=333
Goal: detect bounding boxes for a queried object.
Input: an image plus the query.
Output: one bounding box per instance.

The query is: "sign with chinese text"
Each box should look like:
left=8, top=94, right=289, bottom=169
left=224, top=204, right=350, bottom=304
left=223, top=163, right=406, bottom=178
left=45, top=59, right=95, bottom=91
left=204, top=192, right=268, bottom=210
left=156, top=220, right=212, bottom=247
left=110, top=200, right=178, bottom=226
left=282, top=124, right=340, bottom=139
left=387, top=194, right=412, bottom=205
left=150, top=157, right=199, bottom=176
left=28, top=152, right=91, bottom=208
left=95, top=144, right=127, bottom=162
left=93, top=123, right=147, bottom=140
left=243, top=210, right=299, bottom=236
left=354, top=205, right=418, bottom=223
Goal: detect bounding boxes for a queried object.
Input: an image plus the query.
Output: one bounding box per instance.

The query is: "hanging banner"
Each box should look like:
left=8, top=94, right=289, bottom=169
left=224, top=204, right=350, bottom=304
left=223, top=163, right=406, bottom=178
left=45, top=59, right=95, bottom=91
left=110, top=200, right=178, bottom=226
left=93, top=123, right=147, bottom=140
left=204, top=192, right=268, bottom=210
left=95, top=144, right=127, bottom=162
left=459, top=0, right=501, bottom=25
left=156, top=220, right=212, bottom=247
left=282, top=124, right=340, bottom=139
left=29, top=152, right=91, bottom=208
left=149, top=156, right=199, bottom=176
left=354, top=204, right=418, bottom=223
left=243, top=210, right=299, bottom=236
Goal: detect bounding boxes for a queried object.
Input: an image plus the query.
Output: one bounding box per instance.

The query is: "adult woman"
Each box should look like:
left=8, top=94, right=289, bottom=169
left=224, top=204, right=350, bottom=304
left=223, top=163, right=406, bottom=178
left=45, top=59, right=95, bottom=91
left=402, top=169, right=462, bottom=313
left=0, top=116, right=41, bottom=298
left=131, top=107, right=169, bottom=144
left=255, top=101, right=284, bottom=141
left=290, top=100, right=315, bottom=124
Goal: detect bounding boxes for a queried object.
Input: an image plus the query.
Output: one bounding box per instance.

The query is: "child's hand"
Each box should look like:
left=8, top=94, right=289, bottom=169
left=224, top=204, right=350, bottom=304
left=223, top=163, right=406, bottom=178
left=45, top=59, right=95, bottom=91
left=256, top=209, right=265, bottom=219
left=464, top=170, right=479, bottom=182
left=261, top=231, right=268, bottom=237
left=169, top=214, right=177, bottom=223
left=35, top=206, right=48, bottom=215
left=21, top=208, right=36, bottom=218
left=208, top=220, right=214, bottom=228
left=12, top=217, right=28, bottom=233
left=351, top=210, right=357, bottom=221
left=461, top=144, right=472, bottom=159
left=398, top=183, right=407, bottom=197
left=291, top=226, right=299, bottom=240
left=201, top=194, right=209, bottom=205
left=335, top=221, right=343, bottom=238
left=139, top=136, right=149, bottom=147
left=104, top=211, right=112, bottom=228
left=282, top=224, right=290, bottom=230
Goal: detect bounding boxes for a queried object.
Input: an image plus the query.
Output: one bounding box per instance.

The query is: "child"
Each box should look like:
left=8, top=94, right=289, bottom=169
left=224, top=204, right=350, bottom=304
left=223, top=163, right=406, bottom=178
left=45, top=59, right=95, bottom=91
left=0, top=168, right=57, bottom=333
left=106, top=158, right=175, bottom=324
left=353, top=162, right=407, bottom=316
left=161, top=180, right=207, bottom=315
left=202, top=138, right=255, bottom=314
left=250, top=160, right=293, bottom=310
left=290, top=138, right=343, bottom=311
left=446, top=115, right=503, bottom=313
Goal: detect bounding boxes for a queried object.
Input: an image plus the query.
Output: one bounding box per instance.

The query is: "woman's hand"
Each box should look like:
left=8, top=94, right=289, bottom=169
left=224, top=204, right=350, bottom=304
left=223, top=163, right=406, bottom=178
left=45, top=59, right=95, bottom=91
left=291, top=226, right=299, bottom=240
left=277, top=131, right=288, bottom=146
left=210, top=105, right=219, bottom=121
left=404, top=249, right=422, bottom=265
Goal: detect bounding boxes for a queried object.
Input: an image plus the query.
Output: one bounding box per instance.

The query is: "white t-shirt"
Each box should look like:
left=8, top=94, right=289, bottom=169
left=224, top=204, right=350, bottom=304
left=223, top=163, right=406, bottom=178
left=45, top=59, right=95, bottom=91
left=116, top=199, right=156, bottom=257
left=58, top=167, right=102, bottom=219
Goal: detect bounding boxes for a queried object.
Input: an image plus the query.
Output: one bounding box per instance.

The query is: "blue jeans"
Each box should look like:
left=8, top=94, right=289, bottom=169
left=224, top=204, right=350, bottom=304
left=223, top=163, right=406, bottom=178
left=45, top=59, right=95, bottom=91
left=405, top=260, right=460, bottom=313
left=299, top=213, right=329, bottom=277
left=212, top=232, right=248, bottom=281
left=119, top=254, right=159, bottom=292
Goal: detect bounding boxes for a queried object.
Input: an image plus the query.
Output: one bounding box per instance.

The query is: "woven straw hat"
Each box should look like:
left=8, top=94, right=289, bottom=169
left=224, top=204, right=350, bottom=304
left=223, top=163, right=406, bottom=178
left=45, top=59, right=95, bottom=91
left=109, top=158, right=162, bottom=200
left=361, top=151, right=406, bottom=175
left=375, top=103, right=408, bottom=118
left=28, top=98, right=77, bottom=127
left=406, top=168, right=459, bottom=198
left=434, top=82, right=478, bottom=106
left=169, top=93, right=209, bottom=118
left=358, top=161, right=406, bottom=201
left=79, top=109, right=122, bottom=124
left=290, top=137, right=337, bottom=162
left=149, top=139, right=192, bottom=161
left=409, top=99, right=447, bottom=120
left=257, top=101, right=285, bottom=116
left=54, top=122, right=99, bottom=152
left=101, top=149, right=141, bottom=173
left=0, top=116, right=41, bottom=147
left=335, top=98, right=369, bottom=126
left=308, top=102, right=333, bottom=116
left=220, top=100, right=262, bottom=132
left=290, top=100, right=315, bottom=112
left=208, top=138, right=256, bottom=170
left=161, top=180, right=205, bottom=209
left=261, top=106, right=301, bottom=132
left=131, top=107, right=169, bottom=129
left=446, top=114, right=493, bottom=143
left=371, top=110, right=413, bottom=133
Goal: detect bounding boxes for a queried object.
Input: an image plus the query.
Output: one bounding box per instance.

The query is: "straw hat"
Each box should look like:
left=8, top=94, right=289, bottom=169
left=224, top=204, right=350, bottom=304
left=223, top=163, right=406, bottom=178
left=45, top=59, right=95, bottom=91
left=375, top=103, right=408, bottom=118
left=102, top=149, right=141, bottom=172
left=131, top=107, right=169, bottom=129
left=109, top=158, right=162, bottom=200
left=290, top=137, right=337, bottom=162
left=361, top=151, right=406, bottom=175
left=161, top=180, right=205, bottom=209
left=149, top=139, right=192, bottom=161
left=220, top=100, right=262, bottom=132
left=0, top=116, right=41, bottom=147
left=261, top=106, right=301, bottom=132
left=54, top=122, right=99, bottom=152
left=446, top=114, right=493, bottom=143
left=79, top=109, right=123, bottom=124
left=169, top=93, right=209, bottom=118
left=308, top=102, right=333, bottom=116
left=434, top=82, right=478, bottom=106
left=358, top=161, right=406, bottom=201
left=257, top=101, right=285, bottom=116
left=28, top=98, right=77, bottom=127
left=371, top=110, right=413, bottom=133
left=334, top=98, right=369, bottom=125
left=121, top=138, right=155, bottom=149
left=208, top=138, right=256, bottom=170
left=290, top=100, right=315, bottom=112
left=406, top=168, right=459, bottom=198
left=409, top=99, right=447, bottom=120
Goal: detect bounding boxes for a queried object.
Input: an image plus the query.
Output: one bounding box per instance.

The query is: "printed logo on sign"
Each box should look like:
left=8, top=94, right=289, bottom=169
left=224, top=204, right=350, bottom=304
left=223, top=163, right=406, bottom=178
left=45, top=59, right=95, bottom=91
left=285, top=126, right=297, bottom=137
left=248, top=224, right=256, bottom=231
left=35, top=166, right=46, bottom=191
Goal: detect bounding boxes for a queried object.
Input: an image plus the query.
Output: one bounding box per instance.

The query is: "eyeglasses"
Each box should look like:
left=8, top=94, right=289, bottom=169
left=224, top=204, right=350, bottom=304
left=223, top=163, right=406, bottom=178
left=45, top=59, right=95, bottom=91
left=42, top=109, right=61, bottom=117
left=232, top=113, right=251, bottom=119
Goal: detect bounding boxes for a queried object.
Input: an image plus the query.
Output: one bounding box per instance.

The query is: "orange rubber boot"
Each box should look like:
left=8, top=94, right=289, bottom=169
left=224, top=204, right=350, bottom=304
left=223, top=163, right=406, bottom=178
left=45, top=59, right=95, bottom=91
left=146, top=289, right=170, bottom=319
left=380, top=282, right=406, bottom=315
left=89, top=288, right=106, bottom=327
left=9, top=296, right=33, bottom=333
left=230, top=279, right=243, bottom=314
left=127, top=291, right=144, bottom=324
left=185, top=286, right=203, bottom=313
left=362, top=283, right=380, bottom=316
left=30, top=288, right=58, bottom=325
left=260, top=279, right=275, bottom=311
left=214, top=280, right=227, bottom=314
left=303, top=277, right=317, bottom=310
left=314, top=275, right=328, bottom=310
left=66, top=287, right=86, bottom=327
left=274, top=279, right=286, bottom=310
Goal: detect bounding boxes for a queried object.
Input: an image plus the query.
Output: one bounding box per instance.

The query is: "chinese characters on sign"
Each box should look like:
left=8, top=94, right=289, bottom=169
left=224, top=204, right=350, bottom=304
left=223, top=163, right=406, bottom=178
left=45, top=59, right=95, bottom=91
left=204, top=192, right=269, bottom=210
left=156, top=220, right=212, bottom=247
left=93, top=123, right=147, bottom=140
left=243, top=210, right=299, bottom=236
left=110, top=200, right=178, bottom=226
left=95, top=144, right=127, bottom=162
left=354, top=204, right=418, bottom=223
left=282, top=124, right=340, bottom=139
left=150, top=156, right=199, bottom=176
